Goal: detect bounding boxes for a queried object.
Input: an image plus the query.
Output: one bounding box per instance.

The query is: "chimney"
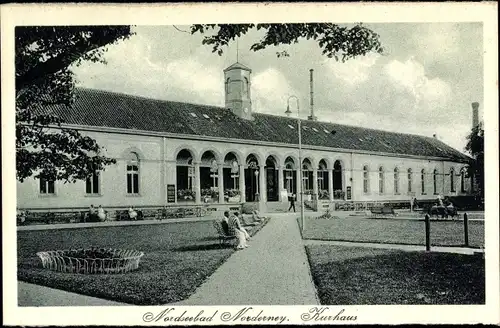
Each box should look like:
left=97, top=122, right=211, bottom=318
left=308, top=69, right=317, bottom=121
left=472, top=102, right=479, bottom=129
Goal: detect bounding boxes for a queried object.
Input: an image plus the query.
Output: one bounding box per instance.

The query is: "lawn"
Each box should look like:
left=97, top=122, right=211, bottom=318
left=17, top=218, right=269, bottom=305
left=306, top=245, right=485, bottom=305
left=301, top=217, right=484, bottom=248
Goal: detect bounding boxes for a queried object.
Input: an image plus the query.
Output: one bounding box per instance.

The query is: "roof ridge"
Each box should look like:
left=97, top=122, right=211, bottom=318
left=75, top=87, right=226, bottom=111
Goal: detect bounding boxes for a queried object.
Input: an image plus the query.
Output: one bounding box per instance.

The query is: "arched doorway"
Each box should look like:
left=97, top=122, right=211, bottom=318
left=333, top=160, right=343, bottom=199
left=283, top=157, right=297, bottom=195
left=302, top=158, right=313, bottom=194
left=244, top=154, right=260, bottom=202
left=318, top=159, right=329, bottom=199
left=200, top=151, right=219, bottom=202
left=176, top=149, right=195, bottom=202
left=265, top=156, right=279, bottom=201
left=223, top=152, right=240, bottom=202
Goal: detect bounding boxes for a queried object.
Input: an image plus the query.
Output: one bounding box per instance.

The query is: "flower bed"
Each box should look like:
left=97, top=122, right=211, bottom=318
left=36, top=247, right=144, bottom=274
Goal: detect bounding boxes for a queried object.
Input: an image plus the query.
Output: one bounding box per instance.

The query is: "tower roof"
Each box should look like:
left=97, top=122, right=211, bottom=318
left=223, top=62, right=252, bottom=73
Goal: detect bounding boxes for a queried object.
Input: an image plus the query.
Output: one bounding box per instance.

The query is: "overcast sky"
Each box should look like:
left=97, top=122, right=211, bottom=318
left=73, top=23, right=483, bottom=153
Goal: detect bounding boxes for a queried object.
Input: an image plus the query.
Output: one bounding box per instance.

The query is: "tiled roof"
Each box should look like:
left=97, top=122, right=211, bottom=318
left=38, top=88, right=470, bottom=162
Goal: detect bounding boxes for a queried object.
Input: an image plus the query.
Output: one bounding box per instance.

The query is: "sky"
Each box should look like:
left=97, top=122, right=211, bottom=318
left=72, top=23, right=483, bottom=153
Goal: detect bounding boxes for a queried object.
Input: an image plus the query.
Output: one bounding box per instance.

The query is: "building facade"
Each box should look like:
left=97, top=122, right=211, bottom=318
left=17, top=62, right=472, bottom=212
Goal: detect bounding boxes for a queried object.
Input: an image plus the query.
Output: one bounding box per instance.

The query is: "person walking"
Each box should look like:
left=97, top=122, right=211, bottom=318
left=288, top=193, right=296, bottom=212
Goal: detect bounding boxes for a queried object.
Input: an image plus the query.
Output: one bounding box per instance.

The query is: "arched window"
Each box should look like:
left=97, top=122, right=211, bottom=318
left=407, top=168, right=413, bottom=193
left=394, top=167, right=400, bottom=194
left=363, top=165, right=369, bottom=194
left=126, top=152, right=140, bottom=194
left=243, top=77, right=249, bottom=97
left=433, top=169, right=438, bottom=194
left=450, top=168, right=456, bottom=192
left=461, top=168, right=466, bottom=193
left=225, top=78, right=230, bottom=94
left=378, top=167, right=384, bottom=194
left=421, top=169, right=425, bottom=194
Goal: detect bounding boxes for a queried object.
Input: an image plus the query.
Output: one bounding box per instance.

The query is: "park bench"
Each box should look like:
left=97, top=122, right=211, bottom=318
left=115, top=210, right=144, bottom=221
left=20, top=211, right=85, bottom=225
left=212, top=220, right=236, bottom=247
left=370, top=206, right=397, bottom=217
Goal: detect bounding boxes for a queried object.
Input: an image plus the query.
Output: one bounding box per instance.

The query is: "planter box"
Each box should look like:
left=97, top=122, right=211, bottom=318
left=228, top=195, right=241, bottom=203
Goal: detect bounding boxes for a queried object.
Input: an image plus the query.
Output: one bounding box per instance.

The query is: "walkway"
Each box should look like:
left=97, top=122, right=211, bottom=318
left=17, top=216, right=216, bottom=231
left=304, top=239, right=485, bottom=255
left=175, top=215, right=320, bottom=305
left=18, top=281, right=126, bottom=306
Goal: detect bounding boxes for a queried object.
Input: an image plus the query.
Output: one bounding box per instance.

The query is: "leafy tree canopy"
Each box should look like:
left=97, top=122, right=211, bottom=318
left=190, top=23, right=384, bottom=60
left=464, top=122, right=484, bottom=197
left=16, top=26, right=133, bottom=183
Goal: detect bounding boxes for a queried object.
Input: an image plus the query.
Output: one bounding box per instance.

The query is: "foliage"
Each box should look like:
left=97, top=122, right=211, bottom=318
left=177, top=189, right=195, bottom=200
left=190, top=23, right=384, bottom=61
left=307, top=245, right=485, bottom=305
left=333, top=189, right=345, bottom=199
left=464, top=122, right=484, bottom=197
left=224, top=189, right=240, bottom=197
left=16, top=26, right=133, bottom=183
left=318, top=189, right=329, bottom=200
left=18, top=219, right=270, bottom=305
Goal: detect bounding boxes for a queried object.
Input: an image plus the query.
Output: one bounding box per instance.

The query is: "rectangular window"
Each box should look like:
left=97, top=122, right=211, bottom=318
left=127, top=164, right=139, bottom=194
left=39, top=178, right=55, bottom=194
left=86, top=171, right=100, bottom=194
left=421, top=172, right=425, bottom=194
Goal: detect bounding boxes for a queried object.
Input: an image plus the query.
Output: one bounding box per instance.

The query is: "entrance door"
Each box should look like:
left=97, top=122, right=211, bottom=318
left=266, top=167, right=278, bottom=201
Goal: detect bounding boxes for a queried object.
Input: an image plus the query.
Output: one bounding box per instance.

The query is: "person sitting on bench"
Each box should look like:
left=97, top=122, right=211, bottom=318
left=222, top=211, right=248, bottom=250
left=128, top=207, right=138, bottom=220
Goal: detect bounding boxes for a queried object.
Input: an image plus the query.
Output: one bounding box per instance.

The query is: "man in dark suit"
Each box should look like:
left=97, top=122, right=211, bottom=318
left=288, top=193, right=296, bottom=212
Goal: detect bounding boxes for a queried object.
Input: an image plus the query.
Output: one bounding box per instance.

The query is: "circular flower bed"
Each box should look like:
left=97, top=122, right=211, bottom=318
left=36, top=247, right=144, bottom=274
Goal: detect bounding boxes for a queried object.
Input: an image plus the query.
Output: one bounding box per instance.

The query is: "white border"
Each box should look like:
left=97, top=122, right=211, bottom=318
left=2, top=2, right=499, bottom=325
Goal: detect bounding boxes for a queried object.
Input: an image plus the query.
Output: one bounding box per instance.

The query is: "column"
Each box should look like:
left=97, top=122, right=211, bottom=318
left=296, top=168, right=301, bottom=201
left=194, top=162, right=201, bottom=204
left=218, top=163, right=224, bottom=203
left=239, top=164, right=246, bottom=202
left=259, top=165, right=266, bottom=202
left=328, top=168, right=334, bottom=202
left=278, top=165, right=284, bottom=202
left=312, top=168, right=318, bottom=200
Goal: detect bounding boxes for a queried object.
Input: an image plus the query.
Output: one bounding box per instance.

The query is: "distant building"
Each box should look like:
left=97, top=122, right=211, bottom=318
left=17, top=61, right=472, bottom=212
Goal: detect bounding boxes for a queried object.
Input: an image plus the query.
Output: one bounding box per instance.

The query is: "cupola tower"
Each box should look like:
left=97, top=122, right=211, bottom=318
left=224, top=62, right=253, bottom=120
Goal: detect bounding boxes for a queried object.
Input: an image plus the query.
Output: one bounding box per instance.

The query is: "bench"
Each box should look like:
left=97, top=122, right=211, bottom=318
left=370, top=206, right=397, bottom=217
left=212, top=221, right=236, bottom=247
left=20, top=211, right=86, bottom=225
left=115, top=210, right=144, bottom=221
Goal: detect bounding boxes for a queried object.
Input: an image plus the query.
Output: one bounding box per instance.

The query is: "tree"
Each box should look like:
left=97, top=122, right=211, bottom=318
left=190, top=23, right=384, bottom=60
left=465, top=122, right=484, bottom=198
left=16, top=26, right=133, bottom=183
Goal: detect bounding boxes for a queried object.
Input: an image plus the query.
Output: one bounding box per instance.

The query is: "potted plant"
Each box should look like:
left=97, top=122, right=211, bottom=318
left=319, top=190, right=329, bottom=200
left=225, top=189, right=241, bottom=202
left=304, top=189, right=313, bottom=201
left=333, top=189, right=345, bottom=200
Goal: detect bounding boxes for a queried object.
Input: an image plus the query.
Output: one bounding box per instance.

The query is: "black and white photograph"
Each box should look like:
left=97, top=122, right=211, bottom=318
left=2, top=2, right=499, bottom=326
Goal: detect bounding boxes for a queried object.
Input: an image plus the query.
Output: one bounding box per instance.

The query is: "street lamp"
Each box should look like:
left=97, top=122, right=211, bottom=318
left=287, top=95, right=305, bottom=232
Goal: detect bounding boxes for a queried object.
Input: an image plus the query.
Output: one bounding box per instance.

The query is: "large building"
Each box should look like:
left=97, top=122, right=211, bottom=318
left=17, top=62, right=474, bottom=213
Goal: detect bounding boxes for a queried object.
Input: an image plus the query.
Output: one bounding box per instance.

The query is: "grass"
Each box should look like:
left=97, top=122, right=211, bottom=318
left=301, top=217, right=484, bottom=248
left=17, top=218, right=269, bottom=305
left=306, top=245, right=485, bottom=305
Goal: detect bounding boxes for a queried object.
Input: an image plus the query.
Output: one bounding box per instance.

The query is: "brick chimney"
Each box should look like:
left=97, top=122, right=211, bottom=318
left=307, top=69, right=317, bottom=121
left=472, top=102, right=479, bottom=129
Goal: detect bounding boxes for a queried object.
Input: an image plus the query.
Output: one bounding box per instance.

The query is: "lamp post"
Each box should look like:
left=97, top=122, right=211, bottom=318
left=287, top=95, right=304, bottom=232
